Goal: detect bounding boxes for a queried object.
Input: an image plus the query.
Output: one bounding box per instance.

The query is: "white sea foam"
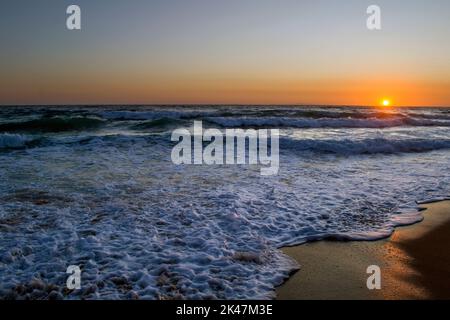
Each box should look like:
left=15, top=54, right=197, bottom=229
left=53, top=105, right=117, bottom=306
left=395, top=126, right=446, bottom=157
left=0, top=106, right=449, bottom=300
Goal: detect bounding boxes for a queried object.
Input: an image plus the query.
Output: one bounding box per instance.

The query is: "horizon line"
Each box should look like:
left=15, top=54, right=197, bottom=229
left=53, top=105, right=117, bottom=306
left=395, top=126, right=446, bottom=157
left=1, top=103, right=449, bottom=108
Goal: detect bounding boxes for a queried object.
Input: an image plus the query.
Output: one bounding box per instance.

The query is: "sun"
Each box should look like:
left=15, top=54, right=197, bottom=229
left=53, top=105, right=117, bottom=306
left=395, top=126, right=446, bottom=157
left=378, top=99, right=392, bottom=108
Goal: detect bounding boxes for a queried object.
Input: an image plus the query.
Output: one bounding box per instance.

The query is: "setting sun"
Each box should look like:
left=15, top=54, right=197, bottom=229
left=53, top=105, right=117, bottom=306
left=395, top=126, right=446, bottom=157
left=382, top=99, right=391, bottom=107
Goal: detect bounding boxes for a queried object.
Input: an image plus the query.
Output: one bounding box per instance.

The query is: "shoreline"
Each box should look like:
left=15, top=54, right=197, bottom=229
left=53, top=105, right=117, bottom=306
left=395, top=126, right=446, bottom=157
left=276, top=200, right=450, bottom=300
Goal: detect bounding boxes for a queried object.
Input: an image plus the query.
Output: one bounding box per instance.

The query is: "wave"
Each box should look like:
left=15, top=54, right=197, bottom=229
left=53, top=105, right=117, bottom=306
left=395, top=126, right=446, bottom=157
left=95, top=107, right=389, bottom=120
left=204, top=116, right=450, bottom=129
left=281, top=137, right=450, bottom=155
left=80, top=107, right=450, bottom=129
left=130, top=117, right=184, bottom=130
left=98, top=110, right=180, bottom=121
left=0, top=116, right=105, bottom=133
left=2, top=129, right=448, bottom=157
left=0, top=133, right=35, bottom=149
left=97, top=110, right=215, bottom=121
left=408, top=112, right=450, bottom=121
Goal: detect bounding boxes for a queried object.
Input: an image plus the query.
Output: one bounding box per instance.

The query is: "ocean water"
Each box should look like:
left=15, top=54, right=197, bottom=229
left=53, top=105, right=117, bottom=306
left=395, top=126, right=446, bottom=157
left=0, top=105, right=449, bottom=299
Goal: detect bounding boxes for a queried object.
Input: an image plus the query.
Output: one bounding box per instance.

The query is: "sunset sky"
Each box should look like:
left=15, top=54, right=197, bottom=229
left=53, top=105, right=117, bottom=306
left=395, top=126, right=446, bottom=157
left=0, top=0, right=449, bottom=106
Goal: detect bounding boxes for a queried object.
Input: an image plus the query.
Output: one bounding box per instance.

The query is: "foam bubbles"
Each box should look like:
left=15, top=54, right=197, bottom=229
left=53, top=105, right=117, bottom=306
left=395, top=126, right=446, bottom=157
left=0, top=106, right=449, bottom=299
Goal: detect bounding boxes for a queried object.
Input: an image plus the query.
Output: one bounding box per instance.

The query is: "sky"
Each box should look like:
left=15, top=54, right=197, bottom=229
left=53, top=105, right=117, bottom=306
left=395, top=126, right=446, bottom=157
left=0, top=0, right=449, bottom=106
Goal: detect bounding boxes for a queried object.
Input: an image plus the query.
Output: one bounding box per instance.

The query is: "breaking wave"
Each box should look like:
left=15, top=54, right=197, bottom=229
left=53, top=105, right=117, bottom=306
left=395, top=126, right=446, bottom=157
left=0, top=133, right=39, bottom=150
left=204, top=116, right=450, bottom=129
left=281, top=137, right=450, bottom=155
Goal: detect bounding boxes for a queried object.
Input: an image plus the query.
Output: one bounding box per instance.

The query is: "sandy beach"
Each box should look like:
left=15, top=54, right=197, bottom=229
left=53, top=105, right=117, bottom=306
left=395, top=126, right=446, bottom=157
left=277, top=201, right=450, bottom=300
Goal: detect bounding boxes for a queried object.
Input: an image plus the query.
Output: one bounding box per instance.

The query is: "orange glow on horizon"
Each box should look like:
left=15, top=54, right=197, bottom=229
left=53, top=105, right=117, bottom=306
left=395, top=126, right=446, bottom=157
left=0, top=68, right=448, bottom=106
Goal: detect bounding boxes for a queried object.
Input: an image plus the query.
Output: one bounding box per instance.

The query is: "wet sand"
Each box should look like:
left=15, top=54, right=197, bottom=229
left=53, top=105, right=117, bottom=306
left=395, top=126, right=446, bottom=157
left=276, top=201, right=450, bottom=300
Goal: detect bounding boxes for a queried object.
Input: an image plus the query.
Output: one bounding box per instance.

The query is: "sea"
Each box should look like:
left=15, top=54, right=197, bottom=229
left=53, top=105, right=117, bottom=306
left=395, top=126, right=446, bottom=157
left=0, top=105, right=449, bottom=299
